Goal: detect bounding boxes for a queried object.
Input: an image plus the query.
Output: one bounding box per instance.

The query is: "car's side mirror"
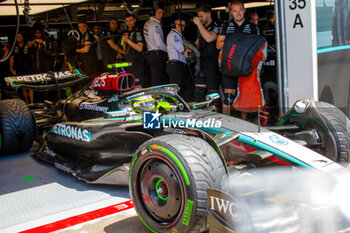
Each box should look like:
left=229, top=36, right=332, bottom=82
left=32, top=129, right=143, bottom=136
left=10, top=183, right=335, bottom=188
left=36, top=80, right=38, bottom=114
left=116, top=74, right=135, bottom=91
left=91, top=73, right=135, bottom=92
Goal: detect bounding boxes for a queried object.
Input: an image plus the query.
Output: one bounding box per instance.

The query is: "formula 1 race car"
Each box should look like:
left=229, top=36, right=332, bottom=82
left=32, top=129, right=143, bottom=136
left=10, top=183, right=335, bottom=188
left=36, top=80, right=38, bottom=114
left=0, top=62, right=349, bottom=233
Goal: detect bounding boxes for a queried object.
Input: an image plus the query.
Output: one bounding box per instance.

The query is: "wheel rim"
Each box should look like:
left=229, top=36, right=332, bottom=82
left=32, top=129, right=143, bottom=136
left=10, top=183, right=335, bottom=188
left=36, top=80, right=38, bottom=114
left=137, top=156, right=185, bottom=226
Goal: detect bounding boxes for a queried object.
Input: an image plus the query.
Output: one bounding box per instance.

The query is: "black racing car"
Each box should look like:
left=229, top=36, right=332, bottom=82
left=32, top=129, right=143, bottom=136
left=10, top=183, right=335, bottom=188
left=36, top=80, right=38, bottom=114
left=0, top=62, right=349, bottom=233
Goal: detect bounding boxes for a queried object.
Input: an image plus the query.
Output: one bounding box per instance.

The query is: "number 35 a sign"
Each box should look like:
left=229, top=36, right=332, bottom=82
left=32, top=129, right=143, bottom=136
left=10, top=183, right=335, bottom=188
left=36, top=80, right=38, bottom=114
left=277, top=0, right=318, bottom=108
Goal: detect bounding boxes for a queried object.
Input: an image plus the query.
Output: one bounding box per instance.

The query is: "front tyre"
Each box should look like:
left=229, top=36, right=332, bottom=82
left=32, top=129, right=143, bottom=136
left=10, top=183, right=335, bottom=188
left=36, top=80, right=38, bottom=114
left=314, top=101, right=350, bottom=162
left=130, top=135, right=226, bottom=233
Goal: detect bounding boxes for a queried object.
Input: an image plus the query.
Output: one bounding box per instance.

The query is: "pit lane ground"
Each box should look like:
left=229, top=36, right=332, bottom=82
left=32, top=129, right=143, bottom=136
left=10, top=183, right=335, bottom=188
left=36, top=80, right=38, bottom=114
left=0, top=152, right=149, bottom=233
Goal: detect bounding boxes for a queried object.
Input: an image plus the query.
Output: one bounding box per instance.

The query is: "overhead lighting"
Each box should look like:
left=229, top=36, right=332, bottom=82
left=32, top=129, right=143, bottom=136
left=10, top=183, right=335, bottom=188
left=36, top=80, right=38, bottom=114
left=0, top=5, right=64, bottom=15
left=0, top=0, right=87, bottom=4
left=0, top=0, right=88, bottom=16
left=213, top=2, right=274, bottom=10
left=245, top=2, right=274, bottom=8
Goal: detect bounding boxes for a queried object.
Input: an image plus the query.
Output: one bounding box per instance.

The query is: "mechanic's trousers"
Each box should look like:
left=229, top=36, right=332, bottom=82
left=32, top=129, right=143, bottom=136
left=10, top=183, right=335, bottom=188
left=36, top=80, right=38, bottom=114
left=146, top=50, right=168, bottom=86
left=166, top=60, right=194, bottom=102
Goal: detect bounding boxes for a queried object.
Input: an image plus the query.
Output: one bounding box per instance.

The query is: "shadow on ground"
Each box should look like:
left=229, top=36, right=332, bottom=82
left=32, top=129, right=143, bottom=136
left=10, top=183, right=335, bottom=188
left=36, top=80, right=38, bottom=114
left=105, top=216, right=148, bottom=233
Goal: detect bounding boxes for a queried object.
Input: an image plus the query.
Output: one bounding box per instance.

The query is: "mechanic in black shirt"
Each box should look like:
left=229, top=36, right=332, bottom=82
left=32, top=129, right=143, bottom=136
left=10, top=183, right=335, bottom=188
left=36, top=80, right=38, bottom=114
left=76, top=20, right=97, bottom=76
left=261, top=10, right=276, bottom=49
left=102, top=17, right=125, bottom=70
left=9, top=33, right=33, bottom=104
left=193, top=4, right=221, bottom=102
left=249, top=12, right=259, bottom=26
left=93, top=25, right=104, bottom=73
left=27, top=28, right=52, bottom=73
left=0, top=36, right=10, bottom=99
left=217, top=0, right=260, bottom=116
left=121, top=14, right=145, bottom=88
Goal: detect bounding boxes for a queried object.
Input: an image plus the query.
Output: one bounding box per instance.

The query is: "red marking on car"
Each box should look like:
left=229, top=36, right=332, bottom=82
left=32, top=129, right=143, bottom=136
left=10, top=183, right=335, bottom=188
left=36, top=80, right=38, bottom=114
left=91, top=74, right=135, bottom=92
left=19, top=200, right=134, bottom=233
left=231, top=141, right=256, bottom=153
left=268, top=157, right=291, bottom=166
left=184, top=129, right=199, bottom=136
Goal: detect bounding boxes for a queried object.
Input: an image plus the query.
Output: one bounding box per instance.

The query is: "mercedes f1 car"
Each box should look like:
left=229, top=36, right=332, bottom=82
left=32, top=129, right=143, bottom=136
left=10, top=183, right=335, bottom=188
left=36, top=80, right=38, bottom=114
left=0, top=62, right=349, bottom=233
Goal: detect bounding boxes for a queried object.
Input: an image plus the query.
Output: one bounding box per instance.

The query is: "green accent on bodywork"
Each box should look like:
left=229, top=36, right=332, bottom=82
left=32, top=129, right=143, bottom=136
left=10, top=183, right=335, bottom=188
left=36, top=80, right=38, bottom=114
left=182, top=199, right=193, bottom=226
left=127, top=117, right=143, bottom=122
left=254, top=151, right=267, bottom=155
left=106, top=110, right=127, bottom=115
left=149, top=144, right=190, bottom=186
left=74, top=69, right=82, bottom=77
left=317, top=45, right=350, bottom=54
left=206, top=93, right=219, bottom=97
left=137, top=213, right=159, bottom=233
left=238, top=135, right=312, bottom=168
left=125, top=93, right=145, bottom=100
left=205, top=92, right=219, bottom=101
left=277, top=118, right=285, bottom=126
left=22, top=176, right=35, bottom=181
left=65, top=87, right=73, bottom=97
left=98, top=117, right=125, bottom=121
left=290, top=114, right=302, bottom=117
left=287, top=114, right=326, bottom=130
left=107, top=62, right=130, bottom=69
left=156, top=179, right=168, bottom=201
left=98, top=116, right=143, bottom=122
left=8, top=77, right=16, bottom=86
left=148, top=84, right=175, bottom=89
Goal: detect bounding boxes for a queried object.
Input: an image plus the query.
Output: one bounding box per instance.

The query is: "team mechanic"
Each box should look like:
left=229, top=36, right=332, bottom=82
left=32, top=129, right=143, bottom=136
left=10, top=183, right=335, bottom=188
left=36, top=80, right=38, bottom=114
left=193, top=4, right=221, bottom=103
left=122, top=14, right=145, bottom=88
left=166, top=18, right=193, bottom=101
left=102, top=17, right=125, bottom=70
left=144, top=7, right=168, bottom=85
left=217, top=0, right=260, bottom=116
left=76, top=20, right=97, bottom=76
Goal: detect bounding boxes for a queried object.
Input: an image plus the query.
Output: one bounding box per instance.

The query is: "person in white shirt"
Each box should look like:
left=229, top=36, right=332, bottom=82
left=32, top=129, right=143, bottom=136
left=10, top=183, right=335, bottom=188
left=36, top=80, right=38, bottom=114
left=143, top=7, right=168, bottom=85
left=166, top=19, right=193, bottom=101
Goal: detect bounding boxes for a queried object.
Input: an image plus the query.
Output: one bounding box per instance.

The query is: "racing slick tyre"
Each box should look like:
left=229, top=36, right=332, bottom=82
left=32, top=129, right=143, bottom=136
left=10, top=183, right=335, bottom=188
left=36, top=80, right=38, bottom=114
left=0, top=99, right=35, bottom=156
left=129, top=135, right=226, bottom=233
left=315, top=101, right=350, bottom=162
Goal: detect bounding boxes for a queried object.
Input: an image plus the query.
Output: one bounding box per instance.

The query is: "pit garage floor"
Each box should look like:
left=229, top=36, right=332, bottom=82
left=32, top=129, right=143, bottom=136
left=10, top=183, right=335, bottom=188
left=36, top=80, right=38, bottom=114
left=0, top=152, right=149, bottom=233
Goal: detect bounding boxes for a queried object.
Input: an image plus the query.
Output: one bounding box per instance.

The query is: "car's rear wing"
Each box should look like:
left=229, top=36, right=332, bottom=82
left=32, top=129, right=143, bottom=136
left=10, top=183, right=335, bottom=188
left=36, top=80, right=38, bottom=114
left=4, top=69, right=88, bottom=91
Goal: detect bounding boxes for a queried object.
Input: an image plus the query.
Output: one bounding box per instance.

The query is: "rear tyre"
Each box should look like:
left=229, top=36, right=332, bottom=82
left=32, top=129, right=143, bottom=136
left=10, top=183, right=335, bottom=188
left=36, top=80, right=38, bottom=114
left=315, top=101, right=350, bottom=162
left=130, top=135, right=226, bottom=233
left=0, top=99, right=35, bottom=156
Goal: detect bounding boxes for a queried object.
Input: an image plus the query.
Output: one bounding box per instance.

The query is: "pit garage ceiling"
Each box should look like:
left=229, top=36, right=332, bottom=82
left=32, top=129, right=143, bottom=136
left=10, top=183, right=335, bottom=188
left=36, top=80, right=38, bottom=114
left=0, top=0, right=89, bottom=16
left=0, top=0, right=274, bottom=24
